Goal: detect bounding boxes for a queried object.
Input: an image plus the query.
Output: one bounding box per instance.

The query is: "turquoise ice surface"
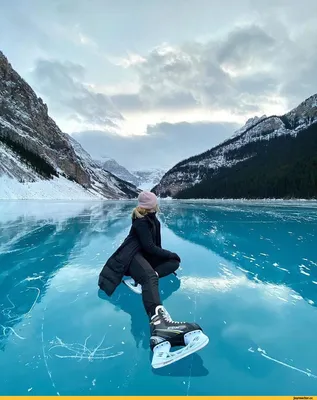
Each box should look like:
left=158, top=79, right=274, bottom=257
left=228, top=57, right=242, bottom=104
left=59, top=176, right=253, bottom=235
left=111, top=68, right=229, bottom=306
left=0, top=200, right=317, bottom=395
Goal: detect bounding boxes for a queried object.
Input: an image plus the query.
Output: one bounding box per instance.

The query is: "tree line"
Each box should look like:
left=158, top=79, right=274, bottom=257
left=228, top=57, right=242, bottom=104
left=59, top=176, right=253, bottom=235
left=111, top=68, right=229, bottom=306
left=0, top=133, right=58, bottom=179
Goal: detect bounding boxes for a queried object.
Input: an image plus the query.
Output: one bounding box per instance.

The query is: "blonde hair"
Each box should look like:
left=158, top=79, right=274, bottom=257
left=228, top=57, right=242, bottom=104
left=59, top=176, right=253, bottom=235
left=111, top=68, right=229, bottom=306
left=132, top=204, right=160, bottom=219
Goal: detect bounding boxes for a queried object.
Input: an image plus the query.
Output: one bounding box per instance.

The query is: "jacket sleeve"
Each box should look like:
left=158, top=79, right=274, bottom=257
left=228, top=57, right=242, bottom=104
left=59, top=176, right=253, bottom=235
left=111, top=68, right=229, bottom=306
left=156, top=219, right=162, bottom=248
left=134, top=219, right=172, bottom=258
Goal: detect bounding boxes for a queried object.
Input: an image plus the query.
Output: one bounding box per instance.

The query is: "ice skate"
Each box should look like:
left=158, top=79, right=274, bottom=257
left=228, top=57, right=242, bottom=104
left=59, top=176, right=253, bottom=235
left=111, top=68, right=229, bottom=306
left=149, top=305, right=209, bottom=369
left=122, top=277, right=142, bottom=294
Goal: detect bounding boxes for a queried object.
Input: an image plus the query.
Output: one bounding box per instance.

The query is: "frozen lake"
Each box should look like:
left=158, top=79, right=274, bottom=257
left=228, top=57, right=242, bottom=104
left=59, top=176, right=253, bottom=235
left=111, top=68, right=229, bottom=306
left=0, top=200, right=317, bottom=395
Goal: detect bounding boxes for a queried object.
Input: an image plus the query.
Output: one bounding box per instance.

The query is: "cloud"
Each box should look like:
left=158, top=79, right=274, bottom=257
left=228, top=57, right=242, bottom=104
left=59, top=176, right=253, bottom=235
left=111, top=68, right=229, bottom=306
left=113, top=22, right=317, bottom=116
left=3, top=0, right=317, bottom=173
left=217, top=25, right=276, bottom=70
left=69, top=21, right=317, bottom=169
left=110, top=93, right=143, bottom=112
left=31, top=59, right=123, bottom=131
left=71, top=121, right=238, bottom=170
left=2, top=0, right=317, bottom=126
left=110, top=91, right=197, bottom=113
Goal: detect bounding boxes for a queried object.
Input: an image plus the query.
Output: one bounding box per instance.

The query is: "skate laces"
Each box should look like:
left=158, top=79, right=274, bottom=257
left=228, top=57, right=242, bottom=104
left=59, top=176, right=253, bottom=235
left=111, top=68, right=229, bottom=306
left=161, top=309, right=172, bottom=322
left=160, top=307, right=185, bottom=324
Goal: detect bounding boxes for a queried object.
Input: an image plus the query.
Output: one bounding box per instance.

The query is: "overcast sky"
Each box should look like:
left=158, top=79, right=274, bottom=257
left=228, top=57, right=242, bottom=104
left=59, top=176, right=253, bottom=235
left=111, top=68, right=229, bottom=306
left=1, top=0, right=317, bottom=170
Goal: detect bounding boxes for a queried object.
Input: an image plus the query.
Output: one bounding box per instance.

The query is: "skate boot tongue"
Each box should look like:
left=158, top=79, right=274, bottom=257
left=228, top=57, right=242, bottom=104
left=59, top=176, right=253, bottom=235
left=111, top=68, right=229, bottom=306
left=156, top=306, right=173, bottom=322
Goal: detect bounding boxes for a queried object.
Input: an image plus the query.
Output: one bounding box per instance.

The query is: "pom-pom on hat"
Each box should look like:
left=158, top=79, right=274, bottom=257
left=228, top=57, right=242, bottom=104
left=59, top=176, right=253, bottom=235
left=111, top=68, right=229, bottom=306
left=138, top=191, right=158, bottom=210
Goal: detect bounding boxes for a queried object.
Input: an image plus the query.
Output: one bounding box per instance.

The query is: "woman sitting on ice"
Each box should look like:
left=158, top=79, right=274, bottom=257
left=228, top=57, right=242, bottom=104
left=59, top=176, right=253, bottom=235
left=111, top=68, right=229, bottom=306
left=98, top=191, right=208, bottom=368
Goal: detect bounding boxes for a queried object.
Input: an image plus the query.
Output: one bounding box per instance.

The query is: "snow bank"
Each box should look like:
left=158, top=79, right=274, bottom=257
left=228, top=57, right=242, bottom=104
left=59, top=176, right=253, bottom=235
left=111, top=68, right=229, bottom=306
left=0, top=175, right=104, bottom=200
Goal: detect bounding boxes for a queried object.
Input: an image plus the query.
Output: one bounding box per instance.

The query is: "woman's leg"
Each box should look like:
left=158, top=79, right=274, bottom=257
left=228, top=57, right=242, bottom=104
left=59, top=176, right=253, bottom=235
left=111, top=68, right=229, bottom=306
left=127, top=252, right=161, bottom=318
left=153, top=259, right=179, bottom=278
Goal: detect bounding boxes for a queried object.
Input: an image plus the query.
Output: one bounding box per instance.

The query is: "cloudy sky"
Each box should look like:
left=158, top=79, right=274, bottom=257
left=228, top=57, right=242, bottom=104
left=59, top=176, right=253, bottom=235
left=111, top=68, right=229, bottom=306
left=1, top=0, right=317, bottom=170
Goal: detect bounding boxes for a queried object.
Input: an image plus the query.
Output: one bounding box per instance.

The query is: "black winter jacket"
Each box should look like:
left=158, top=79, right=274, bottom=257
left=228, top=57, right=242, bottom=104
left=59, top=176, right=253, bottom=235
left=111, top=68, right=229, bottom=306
left=98, top=212, right=176, bottom=296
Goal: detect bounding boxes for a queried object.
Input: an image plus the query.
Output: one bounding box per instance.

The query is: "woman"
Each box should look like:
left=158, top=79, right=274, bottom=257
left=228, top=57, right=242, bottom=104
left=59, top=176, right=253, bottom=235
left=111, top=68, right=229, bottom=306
left=98, top=191, right=208, bottom=368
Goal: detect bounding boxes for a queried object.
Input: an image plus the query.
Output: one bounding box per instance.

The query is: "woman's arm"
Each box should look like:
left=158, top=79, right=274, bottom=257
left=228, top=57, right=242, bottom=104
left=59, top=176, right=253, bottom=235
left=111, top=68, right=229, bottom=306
left=134, top=219, right=174, bottom=259
left=156, top=219, right=162, bottom=248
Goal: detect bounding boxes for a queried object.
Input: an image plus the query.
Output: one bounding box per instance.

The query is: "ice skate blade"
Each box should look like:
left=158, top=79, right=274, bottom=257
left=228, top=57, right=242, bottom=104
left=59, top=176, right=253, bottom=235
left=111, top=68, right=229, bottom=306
left=122, top=278, right=142, bottom=294
left=151, top=330, right=209, bottom=369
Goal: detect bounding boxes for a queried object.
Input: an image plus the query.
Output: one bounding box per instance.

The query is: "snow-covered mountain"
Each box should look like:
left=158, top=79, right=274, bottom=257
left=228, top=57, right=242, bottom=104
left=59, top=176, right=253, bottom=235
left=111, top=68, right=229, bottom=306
left=153, top=94, right=317, bottom=199
left=66, top=136, right=140, bottom=198
left=0, top=51, right=139, bottom=200
left=132, top=169, right=166, bottom=190
left=98, top=158, right=140, bottom=186
left=96, top=157, right=166, bottom=191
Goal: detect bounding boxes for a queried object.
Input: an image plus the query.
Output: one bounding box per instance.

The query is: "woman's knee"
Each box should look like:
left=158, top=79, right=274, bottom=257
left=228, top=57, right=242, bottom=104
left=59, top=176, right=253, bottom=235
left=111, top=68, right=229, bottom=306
left=154, top=259, right=180, bottom=278
left=170, top=259, right=180, bottom=273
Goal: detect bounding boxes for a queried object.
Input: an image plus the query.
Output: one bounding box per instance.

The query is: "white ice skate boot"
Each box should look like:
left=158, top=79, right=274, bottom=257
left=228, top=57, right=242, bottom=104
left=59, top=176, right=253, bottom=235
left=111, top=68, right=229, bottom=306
left=122, top=278, right=142, bottom=294
left=149, top=305, right=209, bottom=369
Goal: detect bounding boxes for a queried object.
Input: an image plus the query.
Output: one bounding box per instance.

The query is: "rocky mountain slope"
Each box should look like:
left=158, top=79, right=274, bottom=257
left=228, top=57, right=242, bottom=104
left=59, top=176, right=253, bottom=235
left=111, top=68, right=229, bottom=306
left=0, top=51, right=139, bottom=199
left=152, top=94, right=317, bottom=199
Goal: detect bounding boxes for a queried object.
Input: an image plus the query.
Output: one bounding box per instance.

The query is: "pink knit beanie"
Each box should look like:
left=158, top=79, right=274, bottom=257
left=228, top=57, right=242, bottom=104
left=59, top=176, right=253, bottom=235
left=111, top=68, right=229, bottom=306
left=138, top=191, right=158, bottom=210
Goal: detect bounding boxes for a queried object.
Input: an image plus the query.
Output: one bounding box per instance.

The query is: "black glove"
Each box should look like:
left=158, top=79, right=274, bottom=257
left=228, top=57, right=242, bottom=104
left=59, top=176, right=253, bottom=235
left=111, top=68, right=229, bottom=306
left=169, top=252, right=181, bottom=262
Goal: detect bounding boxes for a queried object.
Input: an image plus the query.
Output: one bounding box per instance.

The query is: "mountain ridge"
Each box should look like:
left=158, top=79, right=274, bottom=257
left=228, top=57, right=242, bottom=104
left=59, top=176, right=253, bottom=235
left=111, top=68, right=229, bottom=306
left=95, top=156, right=166, bottom=190
left=152, top=94, right=317, bottom=199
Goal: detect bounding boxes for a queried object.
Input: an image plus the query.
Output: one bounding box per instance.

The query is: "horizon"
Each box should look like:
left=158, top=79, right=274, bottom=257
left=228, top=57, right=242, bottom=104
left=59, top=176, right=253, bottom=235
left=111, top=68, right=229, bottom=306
left=1, top=0, right=317, bottom=170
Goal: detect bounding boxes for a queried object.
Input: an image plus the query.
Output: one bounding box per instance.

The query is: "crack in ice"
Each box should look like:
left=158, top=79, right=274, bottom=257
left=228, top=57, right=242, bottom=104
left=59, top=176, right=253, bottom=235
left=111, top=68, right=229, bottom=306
left=25, top=287, right=41, bottom=316
left=253, top=347, right=317, bottom=379
left=41, top=312, right=60, bottom=396
left=2, top=294, right=16, bottom=318
left=2, top=287, right=40, bottom=324
left=1, top=325, right=25, bottom=340
left=48, top=335, right=124, bottom=361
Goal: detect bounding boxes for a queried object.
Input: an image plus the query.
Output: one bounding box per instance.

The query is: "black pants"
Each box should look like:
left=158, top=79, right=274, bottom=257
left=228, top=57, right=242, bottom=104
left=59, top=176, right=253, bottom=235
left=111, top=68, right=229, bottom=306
left=127, top=252, right=179, bottom=318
